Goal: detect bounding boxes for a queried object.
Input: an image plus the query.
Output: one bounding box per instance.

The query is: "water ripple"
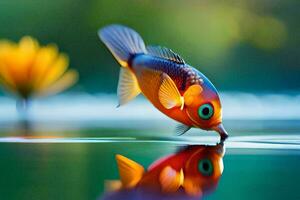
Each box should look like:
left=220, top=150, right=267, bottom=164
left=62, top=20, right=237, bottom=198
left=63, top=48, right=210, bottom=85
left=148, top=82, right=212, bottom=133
left=0, top=135, right=300, bottom=150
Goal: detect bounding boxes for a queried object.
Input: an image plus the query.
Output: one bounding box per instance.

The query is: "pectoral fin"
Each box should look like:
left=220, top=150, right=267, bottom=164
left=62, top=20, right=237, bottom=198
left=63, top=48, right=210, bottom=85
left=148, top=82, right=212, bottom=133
left=158, top=74, right=184, bottom=109
left=183, top=84, right=203, bottom=106
left=159, top=166, right=184, bottom=193
left=115, top=154, right=145, bottom=188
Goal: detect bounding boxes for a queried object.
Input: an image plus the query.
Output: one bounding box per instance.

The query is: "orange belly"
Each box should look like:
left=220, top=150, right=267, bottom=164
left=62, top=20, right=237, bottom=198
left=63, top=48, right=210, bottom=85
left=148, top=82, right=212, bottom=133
left=132, top=66, right=193, bottom=127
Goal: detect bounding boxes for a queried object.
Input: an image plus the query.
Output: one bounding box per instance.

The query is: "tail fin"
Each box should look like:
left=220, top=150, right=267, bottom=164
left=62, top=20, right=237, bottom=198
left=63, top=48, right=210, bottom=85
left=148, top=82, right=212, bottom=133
left=98, top=25, right=147, bottom=67
left=115, top=154, right=145, bottom=188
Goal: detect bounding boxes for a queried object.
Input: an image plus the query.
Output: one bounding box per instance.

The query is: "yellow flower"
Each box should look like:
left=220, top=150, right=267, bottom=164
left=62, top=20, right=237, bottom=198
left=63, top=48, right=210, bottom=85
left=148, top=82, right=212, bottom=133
left=0, top=36, right=78, bottom=99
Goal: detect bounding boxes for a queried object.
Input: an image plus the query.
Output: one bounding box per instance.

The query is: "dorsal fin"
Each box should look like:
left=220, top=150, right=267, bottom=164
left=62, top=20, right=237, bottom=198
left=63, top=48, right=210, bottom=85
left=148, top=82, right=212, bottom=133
left=147, top=46, right=185, bottom=64
left=115, top=154, right=145, bottom=188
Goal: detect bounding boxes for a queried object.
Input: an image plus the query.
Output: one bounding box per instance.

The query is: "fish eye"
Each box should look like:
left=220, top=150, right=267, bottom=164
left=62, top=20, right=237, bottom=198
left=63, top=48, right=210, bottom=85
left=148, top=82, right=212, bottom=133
left=198, top=159, right=213, bottom=176
left=198, top=103, right=214, bottom=120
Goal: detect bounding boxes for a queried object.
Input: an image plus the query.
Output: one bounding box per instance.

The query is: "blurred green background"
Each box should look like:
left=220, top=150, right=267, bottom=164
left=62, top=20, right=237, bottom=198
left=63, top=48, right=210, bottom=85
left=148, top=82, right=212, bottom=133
left=0, top=0, right=299, bottom=93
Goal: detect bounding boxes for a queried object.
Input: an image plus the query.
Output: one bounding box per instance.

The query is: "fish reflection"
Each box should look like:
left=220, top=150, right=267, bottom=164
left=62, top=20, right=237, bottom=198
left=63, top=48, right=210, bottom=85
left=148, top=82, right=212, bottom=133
left=100, top=143, right=225, bottom=200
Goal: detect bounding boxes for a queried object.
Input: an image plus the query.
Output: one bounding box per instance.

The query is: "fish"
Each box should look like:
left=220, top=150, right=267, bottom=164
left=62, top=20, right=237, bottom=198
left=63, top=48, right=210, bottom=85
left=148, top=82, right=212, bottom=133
left=98, top=24, right=228, bottom=139
left=100, top=143, right=225, bottom=200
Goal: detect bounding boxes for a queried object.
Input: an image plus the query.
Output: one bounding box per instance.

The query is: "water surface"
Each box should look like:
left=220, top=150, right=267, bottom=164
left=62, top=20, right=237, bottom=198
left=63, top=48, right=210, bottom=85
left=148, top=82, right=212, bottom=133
left=0, top=129, right=299, bottom=200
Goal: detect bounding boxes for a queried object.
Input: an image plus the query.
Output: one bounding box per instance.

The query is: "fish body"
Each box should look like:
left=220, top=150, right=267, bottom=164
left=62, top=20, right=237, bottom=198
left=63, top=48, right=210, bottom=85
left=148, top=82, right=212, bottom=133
left=132, top=54, right=213, bottom=92
left=98, top=25, right=228, bottom=139
left=102, top=144, right=224, bottom=198
left=131, top=54, right=221, bottom=130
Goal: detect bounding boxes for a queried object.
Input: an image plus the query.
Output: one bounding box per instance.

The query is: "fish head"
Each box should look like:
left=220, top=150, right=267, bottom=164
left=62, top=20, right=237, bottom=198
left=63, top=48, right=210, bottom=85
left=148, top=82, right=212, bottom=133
left=182, top=144, right=225, bottom=196
left=184, top=82, right=227, bottom=139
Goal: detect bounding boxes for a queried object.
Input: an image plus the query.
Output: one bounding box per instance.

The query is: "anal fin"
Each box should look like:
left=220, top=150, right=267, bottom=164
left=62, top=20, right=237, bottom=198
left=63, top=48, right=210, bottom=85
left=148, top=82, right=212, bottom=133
left=117, top=68, right=141, bottom=107
left=115, top=154, right=145, bottom=188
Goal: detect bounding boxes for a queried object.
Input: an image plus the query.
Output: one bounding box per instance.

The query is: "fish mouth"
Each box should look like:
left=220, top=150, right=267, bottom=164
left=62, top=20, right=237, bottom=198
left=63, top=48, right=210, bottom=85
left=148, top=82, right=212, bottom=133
left=212, top=123, right=228, bottom=141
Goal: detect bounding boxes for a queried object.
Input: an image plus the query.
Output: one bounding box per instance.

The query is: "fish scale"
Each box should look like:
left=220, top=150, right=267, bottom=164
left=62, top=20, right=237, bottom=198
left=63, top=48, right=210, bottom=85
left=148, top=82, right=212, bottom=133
left=132, top=54, right=200, bottom=92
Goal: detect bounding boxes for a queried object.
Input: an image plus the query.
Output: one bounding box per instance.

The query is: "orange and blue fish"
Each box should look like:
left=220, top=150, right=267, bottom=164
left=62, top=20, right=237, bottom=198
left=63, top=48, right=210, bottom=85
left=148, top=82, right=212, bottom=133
left=101, top=143, right=225, bottom=200
left=99, top=25, right=228, bottom=139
